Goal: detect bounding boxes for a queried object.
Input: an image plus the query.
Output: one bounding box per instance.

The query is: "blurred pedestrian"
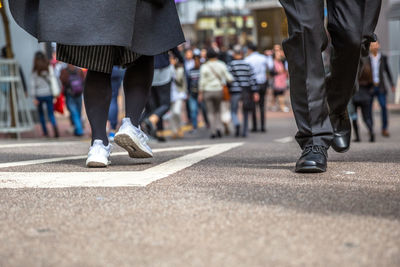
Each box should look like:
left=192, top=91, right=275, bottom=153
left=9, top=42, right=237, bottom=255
left=200, top=49, right=207, bottom=64
left=228, top=46, right=259, bottom=137
left=107, top=66, right=125, bottom=142
left=169, top=55, right=187, bottom=138
left=60, top=64, right=85, bottom=137
left=11, top=0, right=185, bottom=167
left=279, top=0, right=381, bottom=172
left=199, top=49, right=234, bottom=139
left=368, top=40, right=396, bottom=137
left=270, top=49, right=289, bottom=112
left=187, top=54, right=209, bottom=132
left=245, top=43, right=273, bottom=132
left=184, top=49, right=195, bottom=72
left=351, top=56, right=375, bottom=142
left=142, top=48, right=184, bottom=142
left=30, top=51, right=60, bottom=138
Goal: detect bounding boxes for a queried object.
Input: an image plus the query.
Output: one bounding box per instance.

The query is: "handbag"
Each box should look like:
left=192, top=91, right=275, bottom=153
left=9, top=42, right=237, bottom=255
left=54, top=93, right=65, bottom=114
left=48, top=66, right=61, bottom=97
left=208, top=64, right=231, bottom=101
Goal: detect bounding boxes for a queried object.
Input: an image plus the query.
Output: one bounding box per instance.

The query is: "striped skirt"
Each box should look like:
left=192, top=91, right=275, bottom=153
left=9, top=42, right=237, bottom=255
left=56, top=45, right=141, bottom=74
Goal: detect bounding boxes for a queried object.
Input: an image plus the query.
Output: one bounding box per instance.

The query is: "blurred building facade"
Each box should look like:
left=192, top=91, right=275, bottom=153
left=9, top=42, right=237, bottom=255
left=176, top=0, right=288, bottom=49
left=0, top=2, right=44, bottom=86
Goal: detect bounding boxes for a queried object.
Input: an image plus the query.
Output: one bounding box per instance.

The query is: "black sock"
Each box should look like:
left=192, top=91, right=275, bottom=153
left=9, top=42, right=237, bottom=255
left=84, top=71, right=112, bottom=146
left=123, top=56, right=154, bottom=127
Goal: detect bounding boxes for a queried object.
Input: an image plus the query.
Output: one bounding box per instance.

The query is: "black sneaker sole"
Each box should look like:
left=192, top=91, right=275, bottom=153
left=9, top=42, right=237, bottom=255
left=295, top=165, right=326, bottom=173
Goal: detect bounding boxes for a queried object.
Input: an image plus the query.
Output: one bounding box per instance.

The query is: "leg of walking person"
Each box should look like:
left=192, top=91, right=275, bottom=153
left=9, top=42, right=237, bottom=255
left=204, top=91, right=219, bottom=137
left=326, top=0, right=366, bottom=152
left=280, top=0, right=332, bottom=172
left=108, top=78, right=121, bottom=132
left=74, top=95, right=84, bottom=135
left=230, top=93, right=241, bottom=137
left=171, top=99, right=183, bottom=137
left=36, top=97, right=48, bottom=137
left=84, top=70, right=112, bottom=146
left=348, top=100, right=360, bottom=142
left=44, top=95, right=59, bottom=137
left=259, top=83, right=267, bottom=131
left=251, top=94, right=258, bottom=132
left=113, top=55, right=154, bottom=160
left=154, top=82, right=172, bottom=132
left=188, top=94, right=199, bottom=130
left=242, top=109, right=249, bottom=137
left=360, top=99, right=375, bottom=142
left=123, top=56, right=154, bottom=127
left=66, top=94, right=83, bottom=136
left=280, top=0, right=331, bottom=149
left=376, top=89, right=388, bottom=134
left=214, top=93, right=223, bottom=137
left=199, top=100, right=210, bottom=128
left=326, top=0, right=365, bottom=115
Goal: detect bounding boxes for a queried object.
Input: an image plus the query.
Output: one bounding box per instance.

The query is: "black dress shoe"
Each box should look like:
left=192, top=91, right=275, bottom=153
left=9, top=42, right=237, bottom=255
left=295, top=145, right=328, bottom=173
left=144, top=119, right=157, bottom=138
left=369, top=132, right=375, bottom=143
left=235, top=125, right=240, bottom=137
left=157, top=136, right=167, bottom=142
left=330, top=111, right=351, bottom=153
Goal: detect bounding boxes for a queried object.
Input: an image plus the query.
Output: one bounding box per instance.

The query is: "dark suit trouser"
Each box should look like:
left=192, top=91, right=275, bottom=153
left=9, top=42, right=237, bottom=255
left=252, top=83, right=267, bottom=131
left=280, top=0, right=380, bottom=149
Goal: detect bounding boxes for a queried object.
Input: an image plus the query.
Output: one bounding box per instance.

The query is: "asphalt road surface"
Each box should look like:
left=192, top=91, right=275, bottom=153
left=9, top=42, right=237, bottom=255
left=1, top=114, right=399, bottom=267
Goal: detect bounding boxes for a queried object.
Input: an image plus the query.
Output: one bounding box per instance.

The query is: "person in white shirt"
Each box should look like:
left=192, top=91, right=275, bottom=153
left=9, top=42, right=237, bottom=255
left=199, top=49, right=234, bottom=139
left=169, top=56, right=187, bottom=138
left=245, top=43, right=273, bottom=132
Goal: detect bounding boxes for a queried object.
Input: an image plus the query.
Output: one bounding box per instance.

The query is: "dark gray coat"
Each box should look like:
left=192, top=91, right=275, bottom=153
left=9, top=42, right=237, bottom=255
left=8, top=0, right=185, bottom=56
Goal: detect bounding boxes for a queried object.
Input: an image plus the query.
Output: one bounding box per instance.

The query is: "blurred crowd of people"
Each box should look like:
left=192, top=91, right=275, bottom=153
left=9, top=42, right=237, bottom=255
left=16, top=38, right=396, bottom=144
left=141, top=42, right=290, bottom=141
left=8, top=38, right=396, bottom=143
left=26, top=42, right=290, bottom=141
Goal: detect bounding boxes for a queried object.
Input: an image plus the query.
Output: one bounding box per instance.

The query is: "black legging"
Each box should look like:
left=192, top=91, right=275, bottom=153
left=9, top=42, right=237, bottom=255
left=84, top=55, right=154, bottom=146
left=353, top=87, right=374, bottom=134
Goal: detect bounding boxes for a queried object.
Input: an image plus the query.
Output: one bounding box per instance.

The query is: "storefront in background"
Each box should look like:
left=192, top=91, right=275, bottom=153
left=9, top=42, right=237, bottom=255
left=196, top=11, right=255, bottom=48
left=246, top=0, right=287, bottom=51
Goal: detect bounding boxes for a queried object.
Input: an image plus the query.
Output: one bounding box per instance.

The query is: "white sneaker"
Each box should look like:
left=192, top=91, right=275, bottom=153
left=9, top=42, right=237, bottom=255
left=86, top=139, right=112, bottom=168
left=114, top=118, right=153, bottom=158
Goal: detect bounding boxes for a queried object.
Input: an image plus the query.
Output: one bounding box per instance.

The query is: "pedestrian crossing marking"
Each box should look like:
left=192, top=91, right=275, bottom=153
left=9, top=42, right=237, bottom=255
left=0, top=143, right=243, bottom=188
left=0, top=144, right=212, bottom=169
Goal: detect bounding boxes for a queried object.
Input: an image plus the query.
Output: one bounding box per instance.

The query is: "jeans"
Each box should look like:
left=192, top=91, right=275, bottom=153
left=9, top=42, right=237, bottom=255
left=108, top=67, right=125, bottom=130
left=188, top=94, right=199, bottom=129
left=230, top=93, right=242, bottom=127
left=36, top=95, right=57, bottom=135
left=65, top=94, right=83, bottom=135
left=371, top=86, right=388, bottom=130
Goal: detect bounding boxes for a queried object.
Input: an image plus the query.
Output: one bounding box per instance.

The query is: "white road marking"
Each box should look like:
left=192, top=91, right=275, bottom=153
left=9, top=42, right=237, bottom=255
left=274, top=136, right=294, bottom=143
left=0, top=144, right=211, bottom=169
left=0, top=141, right=86, bottom=149
left=0, top=142, right=242, bottom=188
